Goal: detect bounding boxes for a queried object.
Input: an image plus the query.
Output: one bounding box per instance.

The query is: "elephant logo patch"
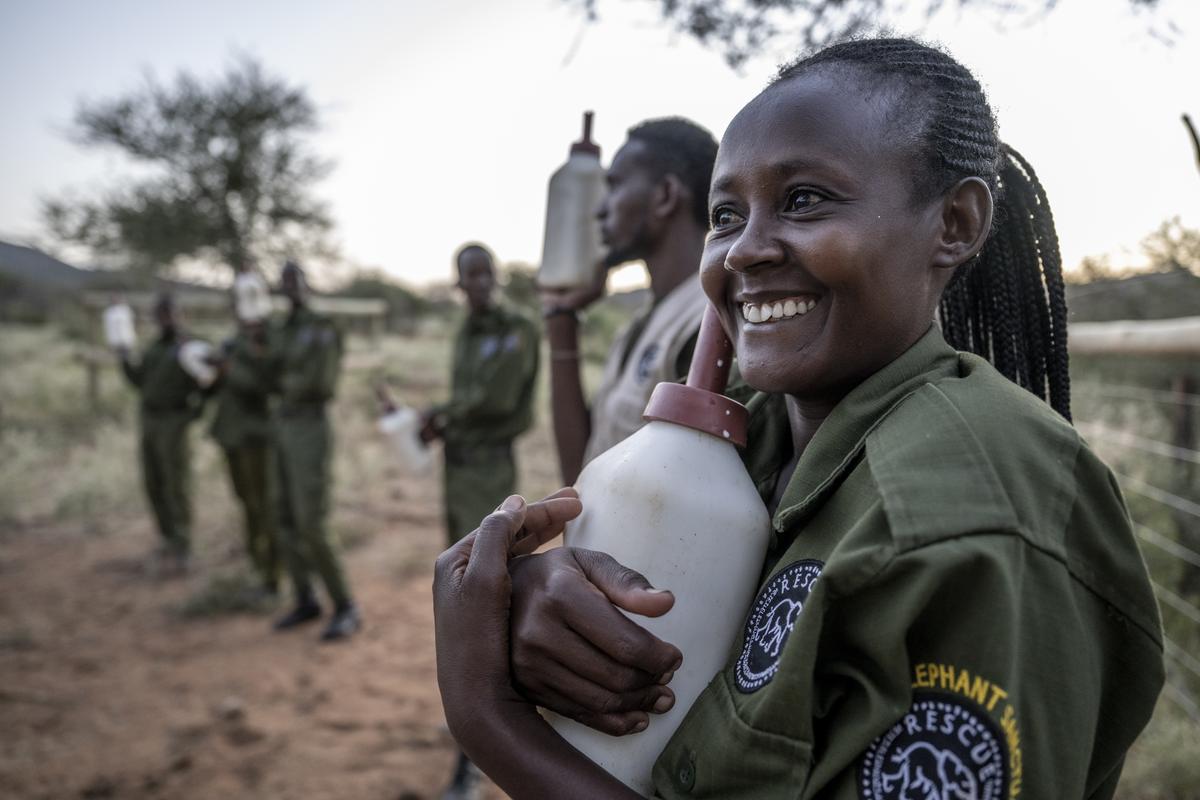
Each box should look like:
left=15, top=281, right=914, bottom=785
left=859, top=692, right=1008, bottom=800
left=734, top=559, right=823, bottom=693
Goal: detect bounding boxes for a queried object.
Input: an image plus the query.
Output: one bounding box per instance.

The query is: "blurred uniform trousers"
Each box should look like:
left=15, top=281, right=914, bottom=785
left=433, top=304, right=541, bottom=543
left=209, top=327, right=280, bottom=590
left=121, top=333, right=205, bottom=556
left=271, top=306, right=353, bottom=607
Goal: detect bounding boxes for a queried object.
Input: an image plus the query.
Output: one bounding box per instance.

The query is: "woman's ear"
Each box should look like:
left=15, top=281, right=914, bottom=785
left=932, top=177, right=993, bottom=270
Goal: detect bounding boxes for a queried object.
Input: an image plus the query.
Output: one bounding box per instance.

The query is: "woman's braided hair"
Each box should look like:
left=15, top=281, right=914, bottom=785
left=774, top=38, right=1072, bottom=420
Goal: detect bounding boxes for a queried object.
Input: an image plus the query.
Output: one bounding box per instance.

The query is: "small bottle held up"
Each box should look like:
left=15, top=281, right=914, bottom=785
left=537, top=111, right=606, bottom=289
left=103, top=298, right=136, bottom=351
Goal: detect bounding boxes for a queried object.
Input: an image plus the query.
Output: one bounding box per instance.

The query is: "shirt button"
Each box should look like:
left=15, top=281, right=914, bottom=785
left=675, top=749, right=696, bottom=792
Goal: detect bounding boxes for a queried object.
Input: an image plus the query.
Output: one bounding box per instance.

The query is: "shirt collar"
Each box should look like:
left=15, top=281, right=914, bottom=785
left=766, top=325, right=960, bottom=534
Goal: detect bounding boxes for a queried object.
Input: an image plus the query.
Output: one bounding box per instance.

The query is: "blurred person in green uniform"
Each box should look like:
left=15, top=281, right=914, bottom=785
left=430, top=38, right=1164, bottom=800
left=209, top=302, right=280, bottom=597
left=422, top=243, right=540, bottom=800
left=118, top=293, right=206, bottom=574
left=270, top=261, right=360, bottom=642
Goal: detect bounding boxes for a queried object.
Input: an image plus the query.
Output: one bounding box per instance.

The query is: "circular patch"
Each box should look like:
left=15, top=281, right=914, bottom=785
left=734, top=559, right=823, bottom=693
left=634, top=343, right=661, bottom=383
left=859, top=691, right=1009, bottom=800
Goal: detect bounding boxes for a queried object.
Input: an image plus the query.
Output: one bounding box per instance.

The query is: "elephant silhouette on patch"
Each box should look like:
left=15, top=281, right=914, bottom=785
left=879, top=741, right=979, bottom=800
left=752, top=597, right=804, bottom=659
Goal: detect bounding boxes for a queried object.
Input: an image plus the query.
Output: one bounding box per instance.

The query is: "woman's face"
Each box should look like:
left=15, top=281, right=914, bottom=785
left=702, top=69, right=949, bottom=404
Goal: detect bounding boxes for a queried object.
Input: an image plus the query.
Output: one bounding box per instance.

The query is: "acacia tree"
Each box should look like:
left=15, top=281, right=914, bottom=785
left=571, top=0, right=1166, bottom=68
left=43, top=57, right=334, bottom=277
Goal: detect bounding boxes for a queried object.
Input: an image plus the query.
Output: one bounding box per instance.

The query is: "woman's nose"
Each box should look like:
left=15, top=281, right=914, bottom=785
left=723, top=216, right=784, bottom=273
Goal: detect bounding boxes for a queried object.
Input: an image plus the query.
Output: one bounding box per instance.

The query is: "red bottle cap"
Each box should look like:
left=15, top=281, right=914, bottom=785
left=642, top=305, right=748, bottom=447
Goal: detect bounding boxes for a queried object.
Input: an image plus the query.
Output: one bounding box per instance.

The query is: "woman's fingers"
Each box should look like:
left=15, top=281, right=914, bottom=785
left=573, top=548, right=677, bottom=619
left=511, top=489, right=583, bottom=556
left=523, top=660, right=666, bottom=737
left=465, top=496, right=528, bottom=585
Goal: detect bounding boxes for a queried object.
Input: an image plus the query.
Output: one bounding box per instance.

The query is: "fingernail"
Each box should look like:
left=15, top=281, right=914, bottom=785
left=658, top=670, right=674, bottom=685
left=644, top=588, right=672, bottom=595
left=501, top=496, right=524, bottom=512
left=633, top=719, right=648, bottom=732
left=653, top=693, right=674, bottom=713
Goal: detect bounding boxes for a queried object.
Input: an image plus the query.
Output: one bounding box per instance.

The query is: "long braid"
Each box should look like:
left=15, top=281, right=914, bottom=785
left=773, top=38, right=1072, bottom=420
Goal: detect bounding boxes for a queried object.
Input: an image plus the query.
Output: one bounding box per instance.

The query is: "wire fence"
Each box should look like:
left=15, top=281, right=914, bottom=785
left=1076, top=374, right=1200, bottom=727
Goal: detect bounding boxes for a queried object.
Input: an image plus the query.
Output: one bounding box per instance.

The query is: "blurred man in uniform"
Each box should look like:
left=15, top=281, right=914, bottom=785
left=541, top=117, right=717, bottom=483
left=118, top=293, right=206, bottom=574
left=270, top=261, right=360, bottom=641
left=422, top=243, right=540, bottom=800
left=209, top=299, right=279, bottom=597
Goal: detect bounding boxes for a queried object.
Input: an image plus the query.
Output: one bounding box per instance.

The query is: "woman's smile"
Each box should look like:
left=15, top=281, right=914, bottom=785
left=738, top=295, right=819, bottom=324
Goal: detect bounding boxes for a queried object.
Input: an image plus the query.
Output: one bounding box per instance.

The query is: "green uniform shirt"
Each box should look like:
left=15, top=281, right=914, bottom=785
left=273, top=306, right=342, bottom=410
left=210, top=328, right=275, bottom=449
left=652, top=327, right=1163, bottom=800
left=121, top=332, right=204, bottom=415
left=435, top=303, right=540, bottom=449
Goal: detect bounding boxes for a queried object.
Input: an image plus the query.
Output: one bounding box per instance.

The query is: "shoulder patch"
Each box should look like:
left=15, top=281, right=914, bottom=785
left=734, top=559, right=823, bottom=693
left=866, top=385, right=1018, bottom=549
left=635, top=343, right=661, bottom=383
left=859, top=690, right=1009, bottom=800
left=479, top=335, right=500, bottom=360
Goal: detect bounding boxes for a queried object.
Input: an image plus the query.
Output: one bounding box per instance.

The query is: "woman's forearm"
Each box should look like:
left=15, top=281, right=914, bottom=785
left=455, top=699, right=646, bottom=800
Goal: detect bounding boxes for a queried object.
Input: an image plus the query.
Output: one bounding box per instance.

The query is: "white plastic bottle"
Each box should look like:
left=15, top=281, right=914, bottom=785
left=234, top=271, right=273, bottom=322
left=378, top=406, right=433, bottom=476
left=538, top=111, right=606, bottom=289
left=545, top=308, right=771, bottom=796
left=103, top=301, right=136, bottom=350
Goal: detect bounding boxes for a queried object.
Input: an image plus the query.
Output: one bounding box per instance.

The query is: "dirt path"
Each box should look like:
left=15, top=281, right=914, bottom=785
left=0, top=500, right=509, bottom=799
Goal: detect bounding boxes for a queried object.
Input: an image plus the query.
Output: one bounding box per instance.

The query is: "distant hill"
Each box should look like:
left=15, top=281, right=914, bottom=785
left=1066, top=270, right=1200, bottom=323
left=0, top=241, right=95, bottom=291
left=0, top=240, right=223, bottom=322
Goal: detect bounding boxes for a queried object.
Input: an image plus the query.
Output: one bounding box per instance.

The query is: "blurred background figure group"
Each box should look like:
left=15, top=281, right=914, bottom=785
left=112, top=259, right=360, bottom=642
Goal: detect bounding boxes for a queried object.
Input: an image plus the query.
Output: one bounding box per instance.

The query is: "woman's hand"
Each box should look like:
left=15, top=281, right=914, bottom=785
left=510, top=546, right=683, bottom=736
left=433, top=489, right=659, bottom=800
left=433, top=489, right=583, bottom=739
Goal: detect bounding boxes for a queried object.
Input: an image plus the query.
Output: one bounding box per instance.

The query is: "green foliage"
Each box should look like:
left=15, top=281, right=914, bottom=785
left=500, top=262, right=541, bottom=318
left=43, top=57, right=334, bottom=277
left=1143, top=217, right=1200, bottom=275
left=338, top=271, right=430, bottom=333
left=572, top=0, right=1165, bottom=68
left=1117, top=700, right=1200, bottom=799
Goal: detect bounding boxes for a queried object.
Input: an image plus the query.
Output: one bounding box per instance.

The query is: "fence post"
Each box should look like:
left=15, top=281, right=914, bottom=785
left=1175, top=376, right=1200, bottom=597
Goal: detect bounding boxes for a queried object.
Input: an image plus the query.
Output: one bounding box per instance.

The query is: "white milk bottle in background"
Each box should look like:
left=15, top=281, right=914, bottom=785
left=537, top=111, right=606, bottom=289
left=378, top=406, right=433, bottom=476
left=103, top=301, right=136, bottom=350
left=545, top=307, right=772, bottom=796
left=234, top=271, right=273, bottom=322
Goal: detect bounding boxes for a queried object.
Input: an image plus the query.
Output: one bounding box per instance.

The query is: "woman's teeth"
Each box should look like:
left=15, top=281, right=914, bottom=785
left=741, top=298, right=817, bottom=324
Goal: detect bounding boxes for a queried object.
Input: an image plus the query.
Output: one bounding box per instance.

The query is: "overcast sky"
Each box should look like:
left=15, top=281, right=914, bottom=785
left=0, top=0, right=1195, bottom=288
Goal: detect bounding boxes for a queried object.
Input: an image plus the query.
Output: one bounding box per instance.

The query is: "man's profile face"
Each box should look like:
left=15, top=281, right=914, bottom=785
left=457, top=249, right=497, bottom=313
left=596, top=139, right=660, bottom=269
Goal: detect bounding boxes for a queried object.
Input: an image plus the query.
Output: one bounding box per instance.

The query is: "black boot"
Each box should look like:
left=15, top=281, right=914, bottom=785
left=319, top=603, right=361, bottom=642
left=440, top=752, right=481, bottom=800
left=273, top=597, right=321, bottom=631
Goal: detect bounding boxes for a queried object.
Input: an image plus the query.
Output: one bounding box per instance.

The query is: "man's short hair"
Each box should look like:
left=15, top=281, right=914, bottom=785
left=454, top=242, right=496, bottom=271
left=626, top=118, right=718, bottom=228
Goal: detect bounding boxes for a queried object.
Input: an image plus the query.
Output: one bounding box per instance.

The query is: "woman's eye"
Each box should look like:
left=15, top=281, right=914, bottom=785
left=785, top=188, right=824, bottom=212
left=711, top=206, right=742, bottom=229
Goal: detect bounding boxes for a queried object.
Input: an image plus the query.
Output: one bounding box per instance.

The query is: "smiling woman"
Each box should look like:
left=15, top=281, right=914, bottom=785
left=432, top=37, right=1164, bottom=800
